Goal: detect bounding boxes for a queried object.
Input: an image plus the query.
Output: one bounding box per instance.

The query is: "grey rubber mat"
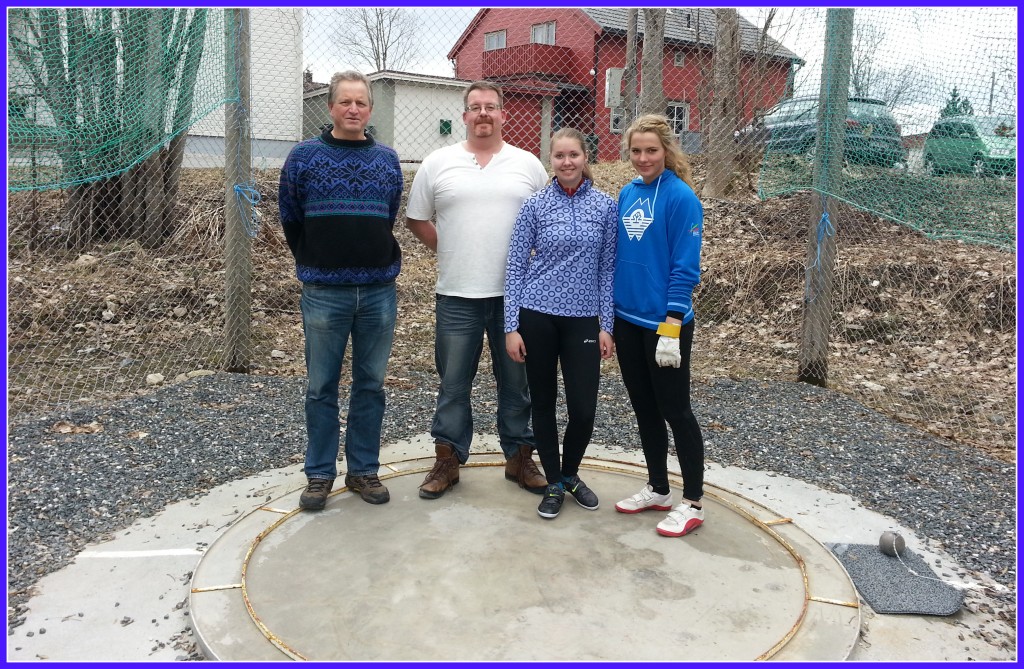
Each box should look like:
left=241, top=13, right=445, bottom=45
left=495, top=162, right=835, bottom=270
left=829, top=543, right=964, bottom=616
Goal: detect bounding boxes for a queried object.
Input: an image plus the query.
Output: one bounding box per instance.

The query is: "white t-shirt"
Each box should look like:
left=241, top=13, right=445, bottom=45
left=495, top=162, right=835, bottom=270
left=406, top=142, right=549, bottom=298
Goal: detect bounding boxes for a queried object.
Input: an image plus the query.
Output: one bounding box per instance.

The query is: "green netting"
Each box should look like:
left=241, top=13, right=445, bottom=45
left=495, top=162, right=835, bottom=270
left=7, top=8, right=235, bottom=191
left=749, top=7, right=1016, bottom=251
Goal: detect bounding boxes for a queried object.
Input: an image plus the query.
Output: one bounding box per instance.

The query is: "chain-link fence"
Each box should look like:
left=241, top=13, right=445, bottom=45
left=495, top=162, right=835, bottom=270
left=6, top=7, right=1017, bottom=458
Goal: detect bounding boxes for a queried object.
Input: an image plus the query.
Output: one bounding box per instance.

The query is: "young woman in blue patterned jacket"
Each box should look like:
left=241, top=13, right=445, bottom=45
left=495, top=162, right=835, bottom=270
left=503, top=127, right=618, bottom=520
left=612, top=114, right=707, bottom=539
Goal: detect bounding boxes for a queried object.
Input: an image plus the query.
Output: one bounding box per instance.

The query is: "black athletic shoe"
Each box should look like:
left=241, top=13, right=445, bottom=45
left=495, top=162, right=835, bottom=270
left=537, top=484, right=565, bottom=519
left=564, top=475, right=599, bottom=510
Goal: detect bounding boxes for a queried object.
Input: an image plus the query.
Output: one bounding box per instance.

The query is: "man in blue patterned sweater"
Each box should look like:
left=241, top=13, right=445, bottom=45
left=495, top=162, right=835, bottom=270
left=279, top=70, right=405, bottom=511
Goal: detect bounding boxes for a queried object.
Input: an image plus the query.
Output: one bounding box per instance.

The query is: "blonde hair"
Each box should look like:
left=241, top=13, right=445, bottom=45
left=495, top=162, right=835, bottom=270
left=623, top=114, right=694, bottom=189
left=550, top=127, right=593, bottom=181
left=329, top=70, right=372, bottom=108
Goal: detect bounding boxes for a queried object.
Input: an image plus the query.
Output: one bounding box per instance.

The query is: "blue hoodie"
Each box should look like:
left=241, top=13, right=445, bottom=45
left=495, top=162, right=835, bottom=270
left=614, top=169, right=703, bottom=329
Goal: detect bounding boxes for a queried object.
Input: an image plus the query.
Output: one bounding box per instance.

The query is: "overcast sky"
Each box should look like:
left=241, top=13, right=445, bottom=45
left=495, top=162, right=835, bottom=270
left=303, top=7, right=1017, bottom=135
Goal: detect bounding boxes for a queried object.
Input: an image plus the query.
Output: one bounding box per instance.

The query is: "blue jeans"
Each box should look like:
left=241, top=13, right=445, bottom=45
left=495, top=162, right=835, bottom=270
left=301, top=282, right=396, bottom=480
left=431, top=294, right=533, bottom=463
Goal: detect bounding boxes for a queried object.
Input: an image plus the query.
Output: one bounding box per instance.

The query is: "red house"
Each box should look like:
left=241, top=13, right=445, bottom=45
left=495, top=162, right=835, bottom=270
left=448, top=8, right=803, bottom=161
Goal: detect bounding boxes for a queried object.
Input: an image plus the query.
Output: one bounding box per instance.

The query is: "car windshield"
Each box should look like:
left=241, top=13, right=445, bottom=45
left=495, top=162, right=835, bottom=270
left=975, top=116, right=1016, bottom=138
left=848, top=101, right=892, bottom=119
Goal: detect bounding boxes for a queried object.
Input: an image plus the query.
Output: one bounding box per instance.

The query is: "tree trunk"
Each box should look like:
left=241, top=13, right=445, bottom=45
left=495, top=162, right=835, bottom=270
left=696, top=9, right=714, bottom=157
left=704, top=9, right=741, bottom=199
left=162, top=9, right=208, bottom=236
left=639, top=9, right=666, bottom=116
left=621, top=8, right=639, bottom=158
left=139, top=9, right=165, bottom=248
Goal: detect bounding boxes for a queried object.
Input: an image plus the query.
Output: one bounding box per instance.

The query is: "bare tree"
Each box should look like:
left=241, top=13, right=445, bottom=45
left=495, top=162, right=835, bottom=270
left=729, top=9, right=800, bottom=196
left=849, top=23, right=926, bottom=109
left=620, top=8, right=640, bottom=158
left=704, top=9, right=741, bottom=199
left=9, top=8, right=208, bottom=248
left=333, top=8, right=420, bottom=72
left=638, top=9, right=666, bottom=116
left=980, top=35, right=1016, bottom=114
left=696, top=9, right=714, bottom=158
left=746, top=8, right=779, bottom=118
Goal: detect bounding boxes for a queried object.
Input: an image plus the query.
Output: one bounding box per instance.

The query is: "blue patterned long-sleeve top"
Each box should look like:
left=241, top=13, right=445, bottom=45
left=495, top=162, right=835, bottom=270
left=278, top=129, right=404, bottom=284
left=504, top=177, right=618, bottom=333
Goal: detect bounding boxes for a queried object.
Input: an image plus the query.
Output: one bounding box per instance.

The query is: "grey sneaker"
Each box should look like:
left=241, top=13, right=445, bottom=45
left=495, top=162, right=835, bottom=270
left=345, top=473, right=390, bottom=505
left=564, top=475, right=599, bottom=510
left=537, top=484, right=565, bottom=519
left=299, top=477, right=334, bottom=510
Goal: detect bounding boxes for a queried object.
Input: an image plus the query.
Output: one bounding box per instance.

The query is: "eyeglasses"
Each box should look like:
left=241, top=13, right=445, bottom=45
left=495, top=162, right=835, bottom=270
left=465, top=104, right=501, bottom=114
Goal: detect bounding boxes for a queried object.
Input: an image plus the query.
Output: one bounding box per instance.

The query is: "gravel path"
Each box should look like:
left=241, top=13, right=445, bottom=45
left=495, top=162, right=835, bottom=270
left=7, top=370, right=1016, bottom=637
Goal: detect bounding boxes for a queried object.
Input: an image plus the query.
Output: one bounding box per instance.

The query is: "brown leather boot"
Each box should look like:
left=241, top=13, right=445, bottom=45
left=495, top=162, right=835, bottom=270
left=419, top=442, right=460, bottom=499
left=505, top=445, right=547, bottom=494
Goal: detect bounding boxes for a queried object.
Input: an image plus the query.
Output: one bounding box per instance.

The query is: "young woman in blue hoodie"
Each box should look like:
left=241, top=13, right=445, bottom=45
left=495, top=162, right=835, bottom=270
left=612, top=114, right=707, bottom=538
left=504, top=127, right=618, bottom=520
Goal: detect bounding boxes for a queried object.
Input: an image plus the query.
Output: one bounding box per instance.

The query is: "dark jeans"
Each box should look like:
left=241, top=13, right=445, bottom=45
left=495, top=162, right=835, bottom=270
left=431, top=294, right=533, bottom=463
left=300, top=282, right=397, bottom=480
left=518, top=309, right=601, bottom=484
left=614, top=317, right=705, bottom=502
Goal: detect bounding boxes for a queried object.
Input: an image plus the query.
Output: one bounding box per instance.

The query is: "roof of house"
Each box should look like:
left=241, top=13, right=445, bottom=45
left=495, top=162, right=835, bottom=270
left=303, top=70, right=471, bottom=100
left=303, top=79, right=327, bottom=94
left=367, top=70, right=470, bottom=88
left=580, top=8, right=803, bottom=64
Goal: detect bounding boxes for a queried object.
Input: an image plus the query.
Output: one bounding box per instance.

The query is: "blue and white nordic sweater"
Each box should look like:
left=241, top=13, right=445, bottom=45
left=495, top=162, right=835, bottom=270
left=614, top=170, right=703, bottom=329
left=278, top=130, right=404, bottom=285
left=504, top=177, right=618, bottom=333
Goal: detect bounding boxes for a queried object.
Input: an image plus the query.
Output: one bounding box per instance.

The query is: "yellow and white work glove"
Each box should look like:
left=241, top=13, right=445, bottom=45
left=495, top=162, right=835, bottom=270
left=654, top=322, right=682, bottom=368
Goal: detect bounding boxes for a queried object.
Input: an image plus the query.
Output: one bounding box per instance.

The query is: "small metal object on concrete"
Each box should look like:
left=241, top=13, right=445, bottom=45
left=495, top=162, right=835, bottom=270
left=189, top=452, right=861, bottom=661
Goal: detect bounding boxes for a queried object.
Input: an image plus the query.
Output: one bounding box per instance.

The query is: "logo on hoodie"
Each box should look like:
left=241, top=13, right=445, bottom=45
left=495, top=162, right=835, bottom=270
left=622, top=197, right=654, bottom=240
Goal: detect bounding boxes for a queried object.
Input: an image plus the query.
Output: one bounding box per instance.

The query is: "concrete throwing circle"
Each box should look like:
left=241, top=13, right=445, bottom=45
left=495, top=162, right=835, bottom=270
left=190, top=454, right=860, bottom=661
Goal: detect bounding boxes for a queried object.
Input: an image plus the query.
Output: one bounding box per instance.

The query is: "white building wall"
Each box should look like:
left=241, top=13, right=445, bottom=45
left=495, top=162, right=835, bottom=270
left=190, top=7, right=302, bottom=142
left=392, top=83, right=467, bottom=161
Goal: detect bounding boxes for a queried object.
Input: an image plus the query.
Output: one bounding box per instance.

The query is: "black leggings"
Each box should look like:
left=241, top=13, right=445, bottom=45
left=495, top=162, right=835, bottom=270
left=614, top=317, right=705, bottom=502
left=518, top=309, right=601, bottom=484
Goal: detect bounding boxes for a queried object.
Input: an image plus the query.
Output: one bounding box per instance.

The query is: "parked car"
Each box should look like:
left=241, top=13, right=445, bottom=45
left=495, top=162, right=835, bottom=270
left=923, top=115, right=1016, bottom=177
left=741, top=95, right=907, bottom=167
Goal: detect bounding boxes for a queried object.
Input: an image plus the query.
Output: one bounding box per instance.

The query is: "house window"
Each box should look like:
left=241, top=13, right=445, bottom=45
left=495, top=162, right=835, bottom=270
left=674, top=51, right=685, bottom=67
left=484, top=30, right=506, bottom=51
left=666, top=102, right=691, bottom=135
left=531, top=21, right=555, bottom=45
left=611, top=107, right=625, bottom=134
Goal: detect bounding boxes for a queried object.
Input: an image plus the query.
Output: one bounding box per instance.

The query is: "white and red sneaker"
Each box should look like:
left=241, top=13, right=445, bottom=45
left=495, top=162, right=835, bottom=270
left=656, top=503, right=705, bottom=537
left=615, top=484, right=673, bottom=514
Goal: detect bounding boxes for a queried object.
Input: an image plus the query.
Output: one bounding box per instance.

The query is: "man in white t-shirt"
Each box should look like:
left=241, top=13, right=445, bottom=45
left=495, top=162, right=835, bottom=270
left=406, top=80, right=550, bottom=500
